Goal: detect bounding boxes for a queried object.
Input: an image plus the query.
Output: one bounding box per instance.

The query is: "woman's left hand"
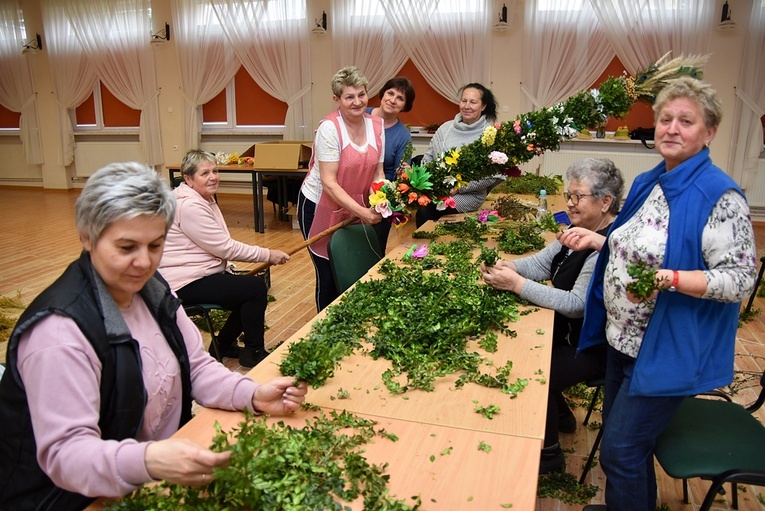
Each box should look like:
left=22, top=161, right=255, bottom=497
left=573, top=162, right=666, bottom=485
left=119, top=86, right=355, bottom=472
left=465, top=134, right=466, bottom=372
left=481, top=262, right=523, bottom=294
left=252, top=377, right=308, bottom=415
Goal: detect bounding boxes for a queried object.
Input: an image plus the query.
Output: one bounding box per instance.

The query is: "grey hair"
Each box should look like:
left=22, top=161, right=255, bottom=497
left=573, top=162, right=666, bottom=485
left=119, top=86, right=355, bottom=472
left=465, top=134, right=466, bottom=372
left=180, top=149, right=216, bottom=178
left=566, top=158, right=624, bottom=215
left=331, top=66, right=369, bottom=98
left=75, top=162, right=176, bottom=243
left=653, top=76, right=723, bottom=128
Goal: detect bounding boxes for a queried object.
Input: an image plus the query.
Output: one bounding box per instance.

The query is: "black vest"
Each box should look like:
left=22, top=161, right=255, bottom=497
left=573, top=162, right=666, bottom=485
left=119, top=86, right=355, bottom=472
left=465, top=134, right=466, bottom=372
left=549, top=224, right=612, bottom=348
left=0, top=252, right=193, bottom=511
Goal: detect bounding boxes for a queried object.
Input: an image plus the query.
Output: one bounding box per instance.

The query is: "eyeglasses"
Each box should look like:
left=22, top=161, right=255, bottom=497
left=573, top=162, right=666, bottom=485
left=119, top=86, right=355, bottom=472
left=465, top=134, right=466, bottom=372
left=563, top=191, right=595, bottom=205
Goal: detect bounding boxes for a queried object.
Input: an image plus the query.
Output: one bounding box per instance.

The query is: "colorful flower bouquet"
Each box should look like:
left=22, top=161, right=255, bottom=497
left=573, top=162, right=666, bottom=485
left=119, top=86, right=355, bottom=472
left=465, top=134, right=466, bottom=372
left=369, top=53, right=707, bottom=224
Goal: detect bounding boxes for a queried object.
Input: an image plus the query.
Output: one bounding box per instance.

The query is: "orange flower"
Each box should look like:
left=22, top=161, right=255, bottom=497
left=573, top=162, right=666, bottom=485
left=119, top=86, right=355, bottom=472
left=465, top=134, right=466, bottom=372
left=398, top=183, right=410, bottom=193
left=417, top=195, right=431, bottom=206
left=408, top=192, right=419, bottom=204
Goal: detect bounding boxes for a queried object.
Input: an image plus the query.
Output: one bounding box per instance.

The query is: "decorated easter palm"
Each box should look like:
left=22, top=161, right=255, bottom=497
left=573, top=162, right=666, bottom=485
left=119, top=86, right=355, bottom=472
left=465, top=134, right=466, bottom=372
left=370, top=53, right=707, bottom=225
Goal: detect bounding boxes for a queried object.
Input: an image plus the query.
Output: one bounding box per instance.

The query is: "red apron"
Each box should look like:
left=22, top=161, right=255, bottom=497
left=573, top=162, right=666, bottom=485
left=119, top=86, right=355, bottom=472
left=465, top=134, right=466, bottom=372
left=308, top=111, right=383, bottom=258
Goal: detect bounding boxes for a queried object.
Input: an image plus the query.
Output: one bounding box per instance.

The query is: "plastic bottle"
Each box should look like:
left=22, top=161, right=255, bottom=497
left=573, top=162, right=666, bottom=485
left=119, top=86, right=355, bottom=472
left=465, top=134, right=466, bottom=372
left=536, top=189, right=548, bottom=221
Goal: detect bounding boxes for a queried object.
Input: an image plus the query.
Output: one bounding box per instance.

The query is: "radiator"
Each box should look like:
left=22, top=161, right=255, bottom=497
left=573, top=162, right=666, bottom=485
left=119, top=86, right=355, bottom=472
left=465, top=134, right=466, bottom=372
left=539, top=149, right=663, bottom=194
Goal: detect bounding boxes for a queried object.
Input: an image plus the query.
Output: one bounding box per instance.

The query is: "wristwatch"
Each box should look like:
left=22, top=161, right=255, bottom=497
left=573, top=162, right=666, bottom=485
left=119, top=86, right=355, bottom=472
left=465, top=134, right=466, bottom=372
left=667, top=270, right=679, bottom=292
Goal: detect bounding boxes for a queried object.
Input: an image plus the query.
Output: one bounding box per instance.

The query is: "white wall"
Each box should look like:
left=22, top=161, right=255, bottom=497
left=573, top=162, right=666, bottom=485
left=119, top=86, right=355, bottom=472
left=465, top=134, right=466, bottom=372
left=0, top=0, right=754, bottom=195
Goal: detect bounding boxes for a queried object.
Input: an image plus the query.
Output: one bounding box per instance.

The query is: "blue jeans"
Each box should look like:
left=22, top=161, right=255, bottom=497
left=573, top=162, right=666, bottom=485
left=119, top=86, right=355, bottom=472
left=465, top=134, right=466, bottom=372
left=600, top=346, right=684, bottom=511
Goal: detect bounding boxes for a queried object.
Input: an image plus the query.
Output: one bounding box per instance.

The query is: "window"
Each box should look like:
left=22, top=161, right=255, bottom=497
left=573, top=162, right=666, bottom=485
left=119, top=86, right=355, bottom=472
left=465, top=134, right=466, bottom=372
left=75, top=82, right=141, bottom=131
left=202, top=67, right=289, bottom=132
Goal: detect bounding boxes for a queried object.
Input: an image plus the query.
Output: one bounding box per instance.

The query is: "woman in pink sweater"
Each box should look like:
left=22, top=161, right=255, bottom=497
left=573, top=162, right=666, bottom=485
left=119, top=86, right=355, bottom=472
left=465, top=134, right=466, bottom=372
left=0, top=163, right=307, bottom=510
left=159, top=150, right=289, bottom=367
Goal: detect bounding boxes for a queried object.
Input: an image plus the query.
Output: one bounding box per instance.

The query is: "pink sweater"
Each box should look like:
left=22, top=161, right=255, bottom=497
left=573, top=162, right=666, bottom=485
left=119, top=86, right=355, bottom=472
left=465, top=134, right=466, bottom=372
left=159, top=183, right=271, bottom=291
left=16, top=295, right=259, bottom=498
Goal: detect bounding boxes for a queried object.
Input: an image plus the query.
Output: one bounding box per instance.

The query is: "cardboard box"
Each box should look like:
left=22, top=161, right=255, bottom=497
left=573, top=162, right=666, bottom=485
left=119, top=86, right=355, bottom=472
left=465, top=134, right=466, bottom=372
left=251, top=141, right=313, bottom=170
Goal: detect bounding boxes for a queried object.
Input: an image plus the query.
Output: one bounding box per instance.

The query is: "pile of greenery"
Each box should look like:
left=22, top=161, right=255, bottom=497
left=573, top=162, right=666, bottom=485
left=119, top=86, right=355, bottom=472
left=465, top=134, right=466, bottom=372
left=104, top=410, right=420, bottom=511
left=280, top=243, right=526, bottom=394
left=491, top=172, right=563, bottom=196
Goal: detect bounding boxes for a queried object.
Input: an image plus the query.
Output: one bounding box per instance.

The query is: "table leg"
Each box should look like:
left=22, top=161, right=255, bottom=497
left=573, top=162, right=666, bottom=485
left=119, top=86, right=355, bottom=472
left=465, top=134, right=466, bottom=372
left=254, top=171, right=265, bottom=233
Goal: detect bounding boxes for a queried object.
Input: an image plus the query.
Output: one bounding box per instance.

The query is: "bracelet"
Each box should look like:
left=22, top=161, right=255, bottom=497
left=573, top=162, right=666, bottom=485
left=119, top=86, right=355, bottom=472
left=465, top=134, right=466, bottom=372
left=667, top=270, right=679, bottom=292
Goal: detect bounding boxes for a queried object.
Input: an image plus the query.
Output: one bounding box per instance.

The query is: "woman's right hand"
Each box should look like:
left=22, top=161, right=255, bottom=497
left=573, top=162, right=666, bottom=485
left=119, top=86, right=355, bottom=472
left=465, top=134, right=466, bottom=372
left=145, top=438, right=231, bottom=486
left=358, top=209, right=383, bottom=225
left=268, top=250, right=290, bottom=265
left=558, top=227, right=606, bottom=252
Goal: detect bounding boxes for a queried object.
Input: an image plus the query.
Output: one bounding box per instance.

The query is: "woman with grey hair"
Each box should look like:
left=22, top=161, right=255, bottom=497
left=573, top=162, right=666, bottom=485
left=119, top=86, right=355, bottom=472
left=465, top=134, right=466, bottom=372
left=0, top=163, right=307, bottom=511
left=298, top=66, right=385, bottom=311
left=481, top=157, right=623, bottom=474
left=572, top=77, right=756, bottom=510
left=159, top=149, right=289, bottom=368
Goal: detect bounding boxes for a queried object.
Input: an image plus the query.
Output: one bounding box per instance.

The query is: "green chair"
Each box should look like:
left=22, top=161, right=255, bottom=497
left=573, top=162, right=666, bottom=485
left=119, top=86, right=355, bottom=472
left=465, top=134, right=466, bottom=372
left=654, top=372, right=765, bottom=511
left=327, top=224, right=383, bottom=294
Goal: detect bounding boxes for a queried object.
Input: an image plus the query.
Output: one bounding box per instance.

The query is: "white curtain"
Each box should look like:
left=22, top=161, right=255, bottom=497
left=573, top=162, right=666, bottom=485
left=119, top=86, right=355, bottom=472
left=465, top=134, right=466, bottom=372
left=62, top=0, right=164, bottom=165
left=729, top=0, right=765, bottom=190
left=210, top=0, right=312, bottom=140
left=331, top=0, right=408, bottom=96
left=522, top=0, right=614, bottom=111
left=173, top=0, right=240, bottom=152
left=0, top=1, right=43, bottom=164
left=40, top=0, right=98, bottom=166
left=588, top=0, right=714, bottom=75
left=379, top=0, right=491, bottom=103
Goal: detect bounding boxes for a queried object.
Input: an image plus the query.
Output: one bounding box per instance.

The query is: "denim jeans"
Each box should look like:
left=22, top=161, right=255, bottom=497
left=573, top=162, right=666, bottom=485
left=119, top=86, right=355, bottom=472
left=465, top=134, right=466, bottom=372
left=600, top=346, right=684, bottom=511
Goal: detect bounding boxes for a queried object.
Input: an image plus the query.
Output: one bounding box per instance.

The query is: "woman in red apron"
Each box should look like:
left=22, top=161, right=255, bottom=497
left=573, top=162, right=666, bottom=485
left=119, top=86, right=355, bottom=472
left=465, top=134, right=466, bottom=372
left=298, top=67, right=385, bottom=311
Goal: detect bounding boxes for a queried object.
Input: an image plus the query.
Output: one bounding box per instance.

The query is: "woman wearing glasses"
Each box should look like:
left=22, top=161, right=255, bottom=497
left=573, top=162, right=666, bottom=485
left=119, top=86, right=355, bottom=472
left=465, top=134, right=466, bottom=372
left=481, top=158, right=623, bottom=474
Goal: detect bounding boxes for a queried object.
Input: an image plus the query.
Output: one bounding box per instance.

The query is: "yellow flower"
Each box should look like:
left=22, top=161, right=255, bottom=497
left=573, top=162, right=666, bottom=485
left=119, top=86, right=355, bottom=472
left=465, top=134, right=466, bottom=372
left=369, top=190, right=388, bottom=206
left=444, top=148, right=460, bottom=166
left=481, top=126, right=497, bottom=146
left=454, top=173, right=468, bottom=189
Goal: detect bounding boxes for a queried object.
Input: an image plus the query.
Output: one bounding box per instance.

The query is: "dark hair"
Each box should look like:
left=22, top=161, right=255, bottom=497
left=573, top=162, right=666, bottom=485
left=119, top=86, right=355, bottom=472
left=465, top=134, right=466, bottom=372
left=379, top=77, right=416, bottom=112
left=460, top=83, right=497, bottom=123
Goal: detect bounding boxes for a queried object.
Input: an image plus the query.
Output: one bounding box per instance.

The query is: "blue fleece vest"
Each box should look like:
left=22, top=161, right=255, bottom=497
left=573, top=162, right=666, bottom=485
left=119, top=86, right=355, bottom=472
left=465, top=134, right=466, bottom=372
left=579, top=148, right=745, bottom=396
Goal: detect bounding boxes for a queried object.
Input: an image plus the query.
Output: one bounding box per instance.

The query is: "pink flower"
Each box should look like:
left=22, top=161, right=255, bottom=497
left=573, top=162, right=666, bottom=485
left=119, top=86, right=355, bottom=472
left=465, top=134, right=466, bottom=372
left=436, top=196, right=457, bottom=211
left=489, top=151, right=508, bottom=165
left=513, top=119, right=522, bottom=135
left=374, top=200, right=392, bottom=218
left=412, top=244, right=429, bottom=258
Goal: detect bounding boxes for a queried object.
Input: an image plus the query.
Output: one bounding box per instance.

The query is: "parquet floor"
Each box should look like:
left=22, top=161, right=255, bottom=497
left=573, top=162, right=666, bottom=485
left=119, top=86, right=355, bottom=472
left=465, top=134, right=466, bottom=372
left=0, top=187, right=763, bottom=510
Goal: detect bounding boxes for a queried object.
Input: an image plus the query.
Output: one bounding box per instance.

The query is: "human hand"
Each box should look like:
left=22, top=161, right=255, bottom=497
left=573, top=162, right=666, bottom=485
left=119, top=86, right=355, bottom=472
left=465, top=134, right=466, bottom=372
left=557, top=227, right=606, bottom=252
left=481, top=262, right=522, bottom=293
left=360, top=209, right=383, bottom=225
left=145, top=438, right=231, bottom=486
left=253, top=377, right=308, bottom=415
left=268, top=250, right=290, bottom=265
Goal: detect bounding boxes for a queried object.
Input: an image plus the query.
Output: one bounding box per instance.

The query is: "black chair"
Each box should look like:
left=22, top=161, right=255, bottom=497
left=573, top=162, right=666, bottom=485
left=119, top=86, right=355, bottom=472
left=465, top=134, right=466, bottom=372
left=743, top=255, right=765, bottom=315
left=327, top=224, right=383, bottom=294
left=183, top=303, right=225, bottom=361
left=654, top=372, right=765, bottom=511
left=579, top=377, right=605, bottom=484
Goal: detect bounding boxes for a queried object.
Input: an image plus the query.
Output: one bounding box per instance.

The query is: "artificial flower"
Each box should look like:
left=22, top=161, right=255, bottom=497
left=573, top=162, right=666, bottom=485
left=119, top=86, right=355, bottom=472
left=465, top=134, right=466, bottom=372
left=371, top=181, right=386, bottom=193
left=407, top=166, right=433, bottom=190
left=513, top=119, right=522, bottom=135
left=374, top=200, right=392, bottom=218
left=478, top=209, right=502, bottom=223
left=436, top=196, right=457, bottom=211
left=390, top=211, right=409, bottom=226
left=417, top=195, right=431, bottom=206
left=369, top=190, right=388, bottom=206
left=408, top=192, right=419, bottom=204
left=444, top=148, right=460, bottom=167
left=412, top=244, right=429, bottom=258
left=489, top=151, right=508, bottom=165
left=397, top=183, right=410, bottom=193
left=481, top=126, right=497, bottom=146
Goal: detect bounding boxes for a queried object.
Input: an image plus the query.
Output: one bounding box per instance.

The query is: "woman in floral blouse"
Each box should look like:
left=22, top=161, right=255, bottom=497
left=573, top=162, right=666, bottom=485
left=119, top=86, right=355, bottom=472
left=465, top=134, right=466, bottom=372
left=561, top=76, right=757, bottom=511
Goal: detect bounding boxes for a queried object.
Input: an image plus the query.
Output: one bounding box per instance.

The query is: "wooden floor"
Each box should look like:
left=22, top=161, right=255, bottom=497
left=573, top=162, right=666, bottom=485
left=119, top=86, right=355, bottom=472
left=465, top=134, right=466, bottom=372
left=1, top=187, right=764, bottom=511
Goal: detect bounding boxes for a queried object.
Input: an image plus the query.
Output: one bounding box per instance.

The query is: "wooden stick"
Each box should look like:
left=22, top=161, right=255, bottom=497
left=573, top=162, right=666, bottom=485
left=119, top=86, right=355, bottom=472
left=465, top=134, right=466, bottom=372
left=246, top=217, right=358, bottom=275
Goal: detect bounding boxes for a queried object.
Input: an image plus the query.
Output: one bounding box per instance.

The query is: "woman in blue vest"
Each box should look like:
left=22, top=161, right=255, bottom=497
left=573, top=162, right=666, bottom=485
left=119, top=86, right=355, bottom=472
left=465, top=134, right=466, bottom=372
left=564, top=77, right=757, bottom=511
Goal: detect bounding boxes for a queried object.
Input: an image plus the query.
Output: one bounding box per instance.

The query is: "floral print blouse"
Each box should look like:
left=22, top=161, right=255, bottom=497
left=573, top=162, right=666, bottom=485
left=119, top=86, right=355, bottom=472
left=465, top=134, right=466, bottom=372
left=604, top=184, right=756, bottom=358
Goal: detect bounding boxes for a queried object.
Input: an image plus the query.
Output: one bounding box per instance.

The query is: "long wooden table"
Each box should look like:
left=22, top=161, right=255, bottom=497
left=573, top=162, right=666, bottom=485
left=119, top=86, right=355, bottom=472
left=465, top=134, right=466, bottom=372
left=89, top=216, right=556, bottom=510
left=166, top=164, right=307, bottom=233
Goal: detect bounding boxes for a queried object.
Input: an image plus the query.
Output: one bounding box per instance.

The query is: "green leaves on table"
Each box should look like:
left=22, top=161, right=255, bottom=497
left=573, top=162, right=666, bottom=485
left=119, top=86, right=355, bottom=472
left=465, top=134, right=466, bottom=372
left=105, top=410, right=420, bottom=511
